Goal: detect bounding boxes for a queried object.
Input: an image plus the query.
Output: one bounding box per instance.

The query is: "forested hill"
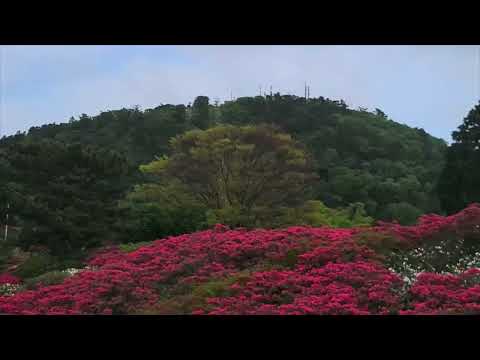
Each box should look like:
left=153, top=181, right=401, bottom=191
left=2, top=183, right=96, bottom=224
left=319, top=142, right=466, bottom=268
left=1, top=94, right=447, bottom=228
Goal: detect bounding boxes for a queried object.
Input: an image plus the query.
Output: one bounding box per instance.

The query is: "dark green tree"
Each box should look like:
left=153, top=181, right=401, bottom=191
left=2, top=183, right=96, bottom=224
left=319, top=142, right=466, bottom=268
left=191, top=96, right=211, bottom=130
left=438, top=102, right=480, bottom=213
left=2, top=139, right=133, bottom=256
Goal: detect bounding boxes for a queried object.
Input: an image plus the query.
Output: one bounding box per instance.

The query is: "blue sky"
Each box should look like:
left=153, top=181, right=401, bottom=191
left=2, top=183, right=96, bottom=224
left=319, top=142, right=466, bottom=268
left=1, top=45, right=479, bottom=142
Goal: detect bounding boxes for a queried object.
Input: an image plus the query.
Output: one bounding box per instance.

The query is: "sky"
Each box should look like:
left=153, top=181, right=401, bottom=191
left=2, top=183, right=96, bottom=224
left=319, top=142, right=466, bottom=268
left=1, top=45, right=479, bottom=142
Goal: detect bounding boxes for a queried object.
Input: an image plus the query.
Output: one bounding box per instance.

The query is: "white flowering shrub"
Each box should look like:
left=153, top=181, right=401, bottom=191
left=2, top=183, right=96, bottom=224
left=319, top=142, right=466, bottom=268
left=387, top=236, right=480, bottom=285
left=62, top=268, right=82, bottom=276
left=13, top=266, right=96, bottom=291
left=0, top=283, right=21, bottom=297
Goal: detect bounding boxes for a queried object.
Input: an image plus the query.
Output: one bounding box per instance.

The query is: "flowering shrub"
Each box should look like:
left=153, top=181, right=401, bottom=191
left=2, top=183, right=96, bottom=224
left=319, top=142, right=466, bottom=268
left=0, top=204, right=479, bottom=314
left=0, top=274, right=21, bottom=297
left=0, top=269, right=158, bottom=314
left=0, top=273, right=21, bottom=285
left=400, top=269, right=480, bottom=314
left=23, top=271, right=70, bottom=290
left=0, top=283, right=22, bottom=297
left=196, top=261, right=403, bottom=315
left=378, top=204, right=480, bottom=280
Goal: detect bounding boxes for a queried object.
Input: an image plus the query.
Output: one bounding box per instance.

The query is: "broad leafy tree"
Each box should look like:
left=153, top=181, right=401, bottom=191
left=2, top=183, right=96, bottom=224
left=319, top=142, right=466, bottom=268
left=141, top=125, right=317, bottom=226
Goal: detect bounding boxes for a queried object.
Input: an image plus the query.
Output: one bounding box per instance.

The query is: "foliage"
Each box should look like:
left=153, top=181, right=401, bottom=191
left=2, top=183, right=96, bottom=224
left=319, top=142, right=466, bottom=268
left=206, top=206, right=256, bottom=228
left=379, top=202, right=423, bottom=225
left=119, top=182, right=207, bottom=243
left=0, top=246, right=12, bottom=272
left=13, top=253, right=58, bottom=279
left=191, top=96, right=212, bottom=130
left=141, top=124, right=316, bottom=227
left=119, top=242, right=152, bottom=253
left=23, top=271, right=70, bottom=290
left=1, top=205, right=480, bottom=314
left=139, top=273, right=252, bottom=315
left=438, top=101, right=480, bottom=213
left=285, top=200, right=373, bottom=228
left=353, top=230, right=406, bottom=256
left=0, top=139, right=134, bottom=256
left=217, top=95, right=446, bottom=221
left=208, top=200, right=374, bottom=230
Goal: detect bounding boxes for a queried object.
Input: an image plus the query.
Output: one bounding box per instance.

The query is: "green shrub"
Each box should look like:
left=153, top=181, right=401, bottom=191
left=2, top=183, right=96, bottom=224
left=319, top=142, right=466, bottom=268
left=190, top=272, right=251, bottom=306
left=353, top=230, right=406, bottom=255
left=302, top=201, right=374, bottom=228
left=0, top=246, right=11, bottom=272
left=23, top=270, right=70, bottom=290
left=264, top=201, right=374, bottom=229
left=380, top=202, right=422, bottom=225
left=56, top=258, right=84, bottom=270
left=137, top=272, right=252, bottom=315
left=119, top=183, right=207, bottom=243
left=192, top=279, right=236, bottom=299
left=14, top=253, right=57, bottom=279
left=205, top=201, right=375, bottom=230
left=266, top=246, right=312, bottom=269
left=119, top=242, right=151, bottom=253
left=206, top=206, right=256, bottom=228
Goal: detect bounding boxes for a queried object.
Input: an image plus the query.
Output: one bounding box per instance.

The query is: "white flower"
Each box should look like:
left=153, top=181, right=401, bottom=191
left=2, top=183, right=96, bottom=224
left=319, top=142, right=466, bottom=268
left=0, top=283, right=21, bottom=296
left=62, top=268, right=82, bottom=276
left=61, top=266, right=95, bottom=276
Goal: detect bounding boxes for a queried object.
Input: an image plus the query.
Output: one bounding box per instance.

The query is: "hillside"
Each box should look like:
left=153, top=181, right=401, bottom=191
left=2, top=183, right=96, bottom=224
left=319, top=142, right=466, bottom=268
left=0, top=94, right=447, bottom=268
left=1, top=204, right=479, bottom=315
left=1, top=94, right=447, bottom=235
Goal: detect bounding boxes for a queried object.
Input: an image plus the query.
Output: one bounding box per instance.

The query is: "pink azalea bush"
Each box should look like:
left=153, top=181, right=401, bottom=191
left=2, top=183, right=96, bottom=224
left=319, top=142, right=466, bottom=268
left=196, top=261, right=403, bottom=315
left=400, top=269, right=480, bottom=314
left=0, top=273, right=21, bottom=285
left=1, top=204, right=480, bottom=315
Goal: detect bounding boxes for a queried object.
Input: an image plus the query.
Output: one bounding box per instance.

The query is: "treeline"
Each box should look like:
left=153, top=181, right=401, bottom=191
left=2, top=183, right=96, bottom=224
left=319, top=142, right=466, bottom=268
left=0, top=93, right=452, bottom=259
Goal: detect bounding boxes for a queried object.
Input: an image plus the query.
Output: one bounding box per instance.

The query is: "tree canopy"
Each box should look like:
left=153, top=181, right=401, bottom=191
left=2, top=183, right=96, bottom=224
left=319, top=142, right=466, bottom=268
left=140, top=125, right=316, bottom=227
left=438, top=102, right=480, bottom=213
left=0, top=138, right=133, bottom=256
